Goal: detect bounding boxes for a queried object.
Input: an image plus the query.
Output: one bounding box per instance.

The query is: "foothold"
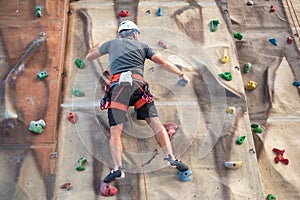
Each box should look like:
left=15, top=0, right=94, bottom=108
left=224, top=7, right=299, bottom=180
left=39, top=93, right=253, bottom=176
left=270, top=5, right=276, bottom=12
left=245, top=80, right=257, bottom=90
left=292, top=81, right=300, bottom=87
left=224, top=161, right=243, bottom=169
left=67, top=112, right=77, bottom=124
left=236, top=136, right=246, bottom=145
left=178, top=169, right=193, bottom=182
left=221, top=49, right=229, bottom=63
left=233, top=32, right=243, bottom=40
left=158, top=40, right=167, bottom=49
left=247, top=0, right=254, bottom=6
left=249, top=148, right=256, bottom=154
left=269, top=38, right=278, bottom=46
left=267, top=194, right=276, bottom=200
left=226, top=106, right=236, bottom=114
left=251, top=123, right=263, bottom=133
left=100, top=182, right=118, bottom=197
left=60, top=182, right=72, bottom=191
left=146, top=10, right=151, bottom=15
left=37, top=71, right=48, bottom=80
left=29, top=119, right=46, bottom=134
left=76, top=157, right=87, bottom=171
left=156, top=7, right=162, bottom=16
left=72, top=86, right=84, bottom=97
left=36, top=6, right=42, bottom=17
left=177, top=79, right=188, bottom=87
left=39, top=32, right=46, bottom=37
left=210, top=20, right=220, bottom=32
left=243, top=63, right=251, bottom=74
left=287, top=36, right=293, bottom=44
left=272, top=148, right=289, bottom=165
left=75, top=58, right=84, bottom=69
left=118, top=10, right=130, bottom=17
left=164, top=122, right=178, bottom=139
left=218, top=72, right=232, bottom=81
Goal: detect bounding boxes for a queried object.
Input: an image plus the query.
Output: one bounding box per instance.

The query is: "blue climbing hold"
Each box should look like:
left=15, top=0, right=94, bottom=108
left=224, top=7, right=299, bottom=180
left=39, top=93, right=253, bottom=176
left=269, top=38, right=278, bottom=46
left=177, top=79, right=188, bottom=87
left=292, top=81, right=300, bottom=87
left=156, top=7, right=162, bottom=16
left=178, top=169, right=192, bottom=182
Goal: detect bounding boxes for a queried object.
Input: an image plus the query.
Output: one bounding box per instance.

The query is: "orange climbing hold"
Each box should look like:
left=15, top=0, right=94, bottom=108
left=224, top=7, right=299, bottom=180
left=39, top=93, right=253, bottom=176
left=67, top=112, right=77, bottom=124
left=164, top=122, right=178, bottom=139
left=60, top=182, right=72, bottom=191
left=100, top=182, right=118, bottom=197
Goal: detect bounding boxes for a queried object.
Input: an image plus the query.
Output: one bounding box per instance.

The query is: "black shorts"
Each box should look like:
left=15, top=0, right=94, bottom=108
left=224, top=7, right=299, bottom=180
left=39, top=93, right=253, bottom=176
left=107, top=82, right=158, bottom=126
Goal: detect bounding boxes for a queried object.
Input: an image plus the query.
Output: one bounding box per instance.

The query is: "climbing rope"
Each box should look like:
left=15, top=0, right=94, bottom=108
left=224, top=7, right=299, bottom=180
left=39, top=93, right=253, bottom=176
left=285, top=0, right=300, bottom=40
left=127, top=113, right=149, bottom=200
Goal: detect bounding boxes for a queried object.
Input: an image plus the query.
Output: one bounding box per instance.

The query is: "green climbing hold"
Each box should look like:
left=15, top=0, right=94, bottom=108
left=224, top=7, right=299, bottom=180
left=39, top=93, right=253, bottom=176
left=218, top=72, right=232, bottom=81
left=72, top=87, right=84, bottom=97
left=251, top=123, right=263, bottom=133
left=210, top=20, right=220, bottom=32
left=233, top=32, right=243, bottom=40
left=243, top=63, right=251, bottom=74
left=267, top=194, right=276, bottom=200
left=236, top=136, right=246, bottom=145
left=76, top=157, right=87, bottom=171
left=29, top=119, right=46, bottom=134
left=36, top=6, right=42, bottom=17
left=75, top=58, right=85, bottom=69
left=37, top=70, right=48, bottom=80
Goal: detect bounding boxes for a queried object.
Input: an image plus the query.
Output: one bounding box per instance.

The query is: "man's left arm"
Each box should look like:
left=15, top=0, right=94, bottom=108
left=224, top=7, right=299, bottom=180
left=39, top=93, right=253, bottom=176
left=85, top=43, right=102, bottom=61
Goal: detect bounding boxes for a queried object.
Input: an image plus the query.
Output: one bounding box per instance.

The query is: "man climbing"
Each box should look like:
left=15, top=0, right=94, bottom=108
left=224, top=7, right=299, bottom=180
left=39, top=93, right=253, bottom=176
left=85, top=20, right=190, bottom=183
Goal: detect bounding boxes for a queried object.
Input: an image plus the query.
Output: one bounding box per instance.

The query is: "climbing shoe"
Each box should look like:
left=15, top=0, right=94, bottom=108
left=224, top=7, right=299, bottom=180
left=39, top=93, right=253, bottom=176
left=103, top=167, right=125, bottom=183
left=164, top=155, right=189, bottom=172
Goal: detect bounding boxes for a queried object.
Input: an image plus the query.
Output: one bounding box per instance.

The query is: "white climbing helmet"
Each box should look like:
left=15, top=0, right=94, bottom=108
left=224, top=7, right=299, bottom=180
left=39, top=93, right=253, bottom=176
left=118, top=20, right=140, bottom=34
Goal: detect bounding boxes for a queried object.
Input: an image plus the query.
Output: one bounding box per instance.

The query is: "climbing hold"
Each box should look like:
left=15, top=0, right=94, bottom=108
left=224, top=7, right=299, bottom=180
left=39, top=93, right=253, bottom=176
left=221, top=49, right=229, bottom=63
left=246, top=0, right=254, bottom=6
left=269, top=38, right=278, bottom=46
left=292, top=81, right=300, bottom=87
left=118, top=10, right=130, bottom=17
left=270, top=5, right=276, bottom=12
left=224, top=161, right=243, bottom=169
left=158, top=40, right=167, bottom=49
left=164, top=122, right=178, bottom=139
left=67, top=112, right=77, bottom=124
left=35, top=6, right=42, bottom=17
left=75, top=58, right=84, bottom=69
left=72, top=86, right=84, bottom=97
left=76, top=157, right=87, bottom=171
left=146, top=10, right=151, bottom=15
left=100, top=182, right=118, bottom=197
left=37, top=71, right=48, bottom=80
left=226, top=106, right=236, bottom=114
left=209, top=20, right=220, bottom=32
left=60, top=182, right=72, bottom=191
left=251, top=123, right=263, bottom=133
left=156, top=7, right=162, bottom=16
left=236, top=136, right=246, bottom=145
left=178, top=169, right=193, bottom=182
left=249, top=148, right=256, bottom=154
left=39, top=32, right=46, bottom=37
left=218, top=72, right=232, bottom=81
left=29, top=119, right=46, bottom=134
left=267, top=194, right=276, bottom=200
left=233, top=32, right=243, bottom=40
left=243, top=63, right=251, bottom=74
left=245, top=80, right=257, bottom=90
left=287, top=36, right=293, bottom=44
left=178, top=79, right=188, bottom=87
left=272, top=148, right=289, bottom=165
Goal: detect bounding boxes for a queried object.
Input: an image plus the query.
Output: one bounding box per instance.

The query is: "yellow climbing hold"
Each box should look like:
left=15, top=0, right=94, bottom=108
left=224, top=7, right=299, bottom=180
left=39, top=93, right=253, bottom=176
left=226, top=106, right=236, bottom=114
left=245, top=80, right=257, bottom=90
left=221, top=49, right=229, bottom=63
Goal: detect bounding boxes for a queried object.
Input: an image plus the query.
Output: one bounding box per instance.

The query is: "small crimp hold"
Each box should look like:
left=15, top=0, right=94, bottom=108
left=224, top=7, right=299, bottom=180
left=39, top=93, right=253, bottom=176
left=236, top=136, right=246, bottom=145
left=293, top=81, right=300, bottom=87
left=247, top=0, right=254, bottom=6
left=287, top=36, right=293, bottom=44
left=75, top=58, right=84, bottom=69
left=224, top=161, right=243, bottom=169
left=221, top=49, right=229, bottom=63
left=243, top=63, right=251, bottom=74
left=100, top=182, right=118, bottom=197
left=267, top=194, right=276, bottom=200
left=118, top=10, right=130, bottom=17
left=218, top=72, right=232, bottom=81
left=36, top=6, right=42, bottom=17
left=226, top=106, right=236, bottom=114
left=178, top=169, right=193, bottom=182
left=164, top=122, right=178, bottom=139
left=269, top=38, right=278, bottom=46
left=156, top=7, right=162, bottom=16
left=72, top=86, right=85, bottom=97
left=67, top=112, right=77, bottom=124
left=76, top=157, right=87, bottom=171
left=158, top=40, right=167, bottom=49
left=209, top=20, right=220, bottom=32
left=251, top=123, right=263, bottom=133
left=233, top=32, right=243, bottom=40
left=270, top=5, right=276, bottom=12
left=37, top=71, right=48, bottom=80
left=29, top=119, right=46, bottom=134
left=245, top=80, right=257, bottom=90
left=60, top=182, right=72, bottom=191
left=272, top=148, right=289, bottom=165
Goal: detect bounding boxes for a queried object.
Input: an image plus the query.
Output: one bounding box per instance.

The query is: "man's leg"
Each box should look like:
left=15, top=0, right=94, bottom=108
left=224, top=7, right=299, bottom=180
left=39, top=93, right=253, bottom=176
left=109, top=123, right=123, bottom=170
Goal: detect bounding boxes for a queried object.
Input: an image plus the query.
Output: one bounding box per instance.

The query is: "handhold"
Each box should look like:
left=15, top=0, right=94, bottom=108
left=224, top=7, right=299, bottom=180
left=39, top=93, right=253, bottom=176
left=146, top=10, right=151, bottom=15
left=36, top=6, right=42, bottom=17
left=164, top=122, right=178, bottom=139
left=118, top=10, right=130, bottom=17
left=100, top=182, right=118, bottom=197
left=218, top=72, right=232, bottom=81
left=224, top=161, right=243, bottom=169
left=272, top=148, right=289, bottom=165
left=251, top=123, right=263, bottom=133
left=245, top=80, right=257, bottom=90
left=221, top=49, right=229, bottom=63
left=158, top=40, right=167, bottom=49
left=287, top=36, right=293, bottom=44
left=267, top=194, right=276, bottom=200
left=226, top=106, right=236, bottom=114
left=233, top=32, right=243, bottom=40
left=76, top=157, right=87, bottom=171
left=75, top=58, right=84, bottom=69
left=270, top=5, right=276, bottom=12
left=209, top=20, right=220, bottom=32
left=247, top=0, right=254, bottom=6
left=29, top=119, right=46, bottom=134
left=292, top=81, right=300, bottom=87
left=236, top=136, right=246, bottom=145
left=72, top=86, right=84, bottom=97
left=37, top=71, right=48, bottom=80
left=243, top=63, right=251, bottom=74
left=178, top=169, right=192, bottom=182
left=60, top=182, right=72, bottom=191
left=177, top=79, right=188, bottom=87
left=156, top=7, right=162, bottom=16
left=67, top=112, right=77, bottom=124
left=39, top=32, right=46, bottom=37
left=269, top=38, right=278, bottom=46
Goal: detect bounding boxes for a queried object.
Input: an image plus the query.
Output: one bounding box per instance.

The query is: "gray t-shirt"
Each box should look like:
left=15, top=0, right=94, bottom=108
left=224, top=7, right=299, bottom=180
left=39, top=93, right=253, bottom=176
left=98, top=37, right=156, bottom=76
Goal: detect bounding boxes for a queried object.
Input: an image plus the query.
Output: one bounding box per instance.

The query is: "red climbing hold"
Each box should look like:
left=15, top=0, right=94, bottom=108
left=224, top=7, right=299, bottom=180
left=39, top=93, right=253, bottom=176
left=67, top=112, right=77, bottom=124
left=100, top=182, right=118, bottom=197
left=287, top=36, right=293, bottom=44
left=270, top=5, right=276, bottom=12
left=158, top=40, right=167, bottom=49
left=272, top=148, right=289, bottom=165
left=118, top=10, right=130, bottom=17
left=60, top=182, right=72, bottom=190
left=164, top=122, right=178, bottom=139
